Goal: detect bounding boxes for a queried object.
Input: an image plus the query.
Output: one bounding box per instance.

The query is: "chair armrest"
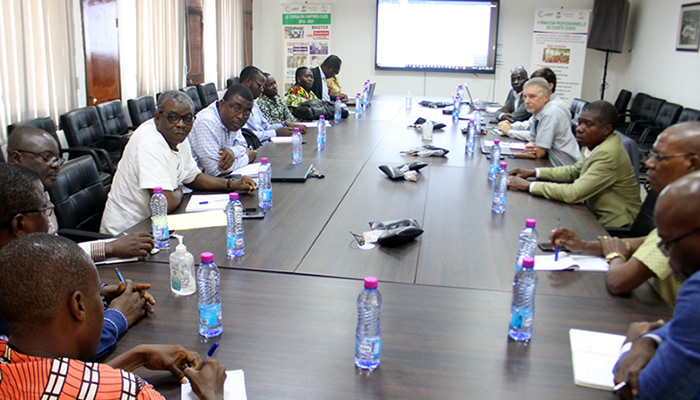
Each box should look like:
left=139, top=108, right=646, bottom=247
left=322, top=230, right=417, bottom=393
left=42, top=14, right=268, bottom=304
left=639, top=126, right=664, bottom=145
left=58, top=228, right=112, bottom=242
left=69, top=146, right=116, bottom=174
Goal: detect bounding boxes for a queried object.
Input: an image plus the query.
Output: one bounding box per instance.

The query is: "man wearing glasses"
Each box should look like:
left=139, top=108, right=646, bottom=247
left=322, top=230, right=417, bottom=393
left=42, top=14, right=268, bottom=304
left=189, top=84, right=257, bottom=176
left=613, top=170, right=700, bottom=399
left=549, top=121, right=700, bottom=306
left=101, top=90, right=256, bottom=236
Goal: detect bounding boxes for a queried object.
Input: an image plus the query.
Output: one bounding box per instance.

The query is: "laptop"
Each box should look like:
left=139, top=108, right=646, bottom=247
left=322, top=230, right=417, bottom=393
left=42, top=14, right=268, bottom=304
left=271, top=163, right=313, bottom=182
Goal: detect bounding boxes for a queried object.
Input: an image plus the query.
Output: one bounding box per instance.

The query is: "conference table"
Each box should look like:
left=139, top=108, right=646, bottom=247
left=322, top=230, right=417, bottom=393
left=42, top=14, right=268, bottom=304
left=109, top=96, right=672, bottom=399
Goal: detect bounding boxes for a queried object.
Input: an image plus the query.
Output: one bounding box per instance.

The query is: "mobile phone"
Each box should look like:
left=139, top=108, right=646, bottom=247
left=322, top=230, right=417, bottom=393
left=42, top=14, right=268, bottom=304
left=243, top=210, right=265, bottom=219
left=538, top=241, right=555, bottom=252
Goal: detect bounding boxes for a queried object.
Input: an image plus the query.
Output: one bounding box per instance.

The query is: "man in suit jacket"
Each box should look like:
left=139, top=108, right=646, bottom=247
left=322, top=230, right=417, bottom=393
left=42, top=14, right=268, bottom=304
left=507, top=100, right=641, bottom=228
left=497, top=65, right=531, bottom=123
left=311, top=55, right=342, bottom=102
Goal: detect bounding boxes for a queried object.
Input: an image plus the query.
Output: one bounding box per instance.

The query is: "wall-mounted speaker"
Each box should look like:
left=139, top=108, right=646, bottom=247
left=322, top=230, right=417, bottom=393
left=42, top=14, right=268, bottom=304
left=587, top=0, right=630, bottom=53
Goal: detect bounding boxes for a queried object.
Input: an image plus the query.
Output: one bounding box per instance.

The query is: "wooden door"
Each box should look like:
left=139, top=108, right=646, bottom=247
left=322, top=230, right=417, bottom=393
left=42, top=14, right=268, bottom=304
left=186, top=0, right=204, bottom=86
left=81, top=0, right=121, bottom=105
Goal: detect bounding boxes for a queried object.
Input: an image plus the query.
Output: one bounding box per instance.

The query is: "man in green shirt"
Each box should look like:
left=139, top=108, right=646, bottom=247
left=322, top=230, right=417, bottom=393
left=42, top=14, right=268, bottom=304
left=257, top=73, right=298, bottom=124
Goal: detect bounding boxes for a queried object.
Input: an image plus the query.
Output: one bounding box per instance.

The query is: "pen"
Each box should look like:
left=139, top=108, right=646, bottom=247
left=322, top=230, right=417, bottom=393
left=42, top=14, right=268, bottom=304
left=613, top=381, right=627, bottom=392
left=197, top=342, right=220, bottom=371
left=114, top=268, right=126, bottom=285
left=554, top=217, right=561, bottom=261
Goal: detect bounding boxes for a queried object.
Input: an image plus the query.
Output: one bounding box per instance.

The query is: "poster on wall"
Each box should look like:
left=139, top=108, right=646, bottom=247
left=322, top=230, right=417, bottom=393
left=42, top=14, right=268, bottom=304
left=281, top=4, right=332, bottom=93
left=530, top=9, right=590, bottom=105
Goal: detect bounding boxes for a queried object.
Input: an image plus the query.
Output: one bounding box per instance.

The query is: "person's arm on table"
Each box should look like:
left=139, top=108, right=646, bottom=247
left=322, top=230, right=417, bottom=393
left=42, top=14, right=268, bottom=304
left=599, top=236, right=656, bottom=295
left=285, top=119, right=307, bottom=134
left=184, top=360, right=228, bottom=400
left=107, top=344, right=204, bottom=383
left=187, top=172, right=256, bottom=193
left=549, top=229, right=646, bottom=256
left=614, top=320, right=666, bottom=399
left=105, top=232, right=154, bottom=259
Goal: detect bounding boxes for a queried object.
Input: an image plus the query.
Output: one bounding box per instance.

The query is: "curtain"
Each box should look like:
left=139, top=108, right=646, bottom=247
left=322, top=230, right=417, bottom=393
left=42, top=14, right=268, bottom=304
left=136, top=0, right=187, bottom=97
left=217, top=0, right=244, bottom=89
left=0, top=0, right=79, bottom=146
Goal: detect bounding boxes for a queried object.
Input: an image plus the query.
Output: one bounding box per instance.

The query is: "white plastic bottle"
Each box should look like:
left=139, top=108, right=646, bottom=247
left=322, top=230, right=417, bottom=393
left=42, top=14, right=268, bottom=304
left=150, top=187, right=169, bottom=249
left=317, top=115, right=327, bottom=150
left=334, top=98, right=342, bottom=124
left=355, top=93, right=362, bottom=119
left=258, top=157, right=272, bottom=209
left=292, top=127, right=303, bottom=164
left=422, top=120, right=433, bottom=142
left=405, top=91, right=412, bottom=110
left=169, top=234, right=195, bottom=295
left=355, top=276, right=382, bottom=370
left=225, top=192, right=244, bottom=258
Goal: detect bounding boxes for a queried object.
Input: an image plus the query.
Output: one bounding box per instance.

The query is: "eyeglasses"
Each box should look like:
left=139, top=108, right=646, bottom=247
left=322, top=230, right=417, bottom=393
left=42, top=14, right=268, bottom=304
left=648, top=150, right=697, bottom=161
left=223, top=101, right=252, bottom=119
left=159, top=111, right=196, bottom=125
left=254, top=80, right=265, bottom=90
left=15, top=150, right=65, bottom=166
left=21, top=202, right=55, bottom=218
left=657, top=226, right=700, bottom=256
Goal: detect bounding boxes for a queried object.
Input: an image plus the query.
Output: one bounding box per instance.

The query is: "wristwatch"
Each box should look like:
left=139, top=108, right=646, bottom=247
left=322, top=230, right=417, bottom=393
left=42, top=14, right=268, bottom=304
left=226, top=177, right=234, bottom=190
left=605, top=251, right=627, bottom=264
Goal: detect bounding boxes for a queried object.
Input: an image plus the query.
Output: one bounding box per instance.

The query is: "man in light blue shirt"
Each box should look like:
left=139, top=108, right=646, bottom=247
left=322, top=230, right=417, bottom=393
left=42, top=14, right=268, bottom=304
left=240, top=66, right=302, bottom=143
left=189, top=84, right=257, bottom=177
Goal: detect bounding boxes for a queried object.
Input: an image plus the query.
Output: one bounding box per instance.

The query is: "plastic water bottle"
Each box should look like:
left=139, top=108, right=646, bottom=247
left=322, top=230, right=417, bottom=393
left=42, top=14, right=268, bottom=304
left=258, top=157, right=272, bottom=209
left=317, top=115, right=327, bottom=150
left=491, top=162, right=508, bottom=214
left=422, top=120, right=433, bottom=142
left=452, top=94, right=460, bottom=122
left=362, top=81, right=369, bottom=109
left=150, top=187, right=169, bottom=249
left=465, top=119, right=476, bottom=155
left=405, top=91, right=412, bottom=110
left=355, top=276, right=382, bottom=371
left=225, top=192, right=244, bottom=258
left=197, top=252, right=223, bottom=338
left=509, top=256, right=537, bottom=341
left=355, top=93, right=362, bottom=119
left=457, top=84, right=464, bottom=101
left=292, top=127, right=302, bottom=164
left=488, top=139, right=501, bottom=181
left=334, top=98, right=342, bottom=124
left=474, top=108, right=483, bottom=133
left=169, top=234, right=195, bottom=296
left=515, top=219, right=539, bottom=274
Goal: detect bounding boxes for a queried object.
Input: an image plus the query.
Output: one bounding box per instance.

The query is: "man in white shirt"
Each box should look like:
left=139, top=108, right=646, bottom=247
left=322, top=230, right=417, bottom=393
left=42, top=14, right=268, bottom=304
left=189, top=84, right=257, bottom=177
left=101, top=90, right=256, bottom=235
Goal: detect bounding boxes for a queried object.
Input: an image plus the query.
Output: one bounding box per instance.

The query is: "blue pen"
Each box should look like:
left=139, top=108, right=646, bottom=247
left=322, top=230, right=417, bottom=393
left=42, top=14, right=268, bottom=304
left=114, top=268, right=126, bottom=285
left=554, top=217, right=561, bottom=261
left=199, top=201, right=209, bottom=205
left=197, top=342, right=220, bottom=370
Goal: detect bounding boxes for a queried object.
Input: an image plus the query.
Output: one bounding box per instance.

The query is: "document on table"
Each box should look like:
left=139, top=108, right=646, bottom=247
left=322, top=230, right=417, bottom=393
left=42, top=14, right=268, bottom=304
left=534, top=252, right=608, bottom=271
left=569, top=329, right=626, bottom=390
left=78, top=238, right=138, bottom=265
left=270, top=136, right=293, bottom=144
left=165, top=210, right=226, bottom=231
left=297, top=120, right=331, bottom=128
left=185, top=194, right=232, bottom=213
left=482, top=139, right=526, bottom=150
left=232, top=162, right=261, bottom=176
left=182, top=369, right=247, bottom=400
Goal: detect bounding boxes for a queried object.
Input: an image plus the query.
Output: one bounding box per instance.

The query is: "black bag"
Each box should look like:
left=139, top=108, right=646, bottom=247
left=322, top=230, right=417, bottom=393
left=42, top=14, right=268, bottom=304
left=294, top=99, right=349, bottom=121
left=368, top=219, right=424, bottom=247
left=241, top=128, right=262, bottom=149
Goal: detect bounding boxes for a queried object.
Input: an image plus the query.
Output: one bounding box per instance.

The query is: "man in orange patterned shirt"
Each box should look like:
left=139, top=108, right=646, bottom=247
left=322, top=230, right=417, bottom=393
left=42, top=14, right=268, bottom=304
left=0, top=234, right=226, bottom=400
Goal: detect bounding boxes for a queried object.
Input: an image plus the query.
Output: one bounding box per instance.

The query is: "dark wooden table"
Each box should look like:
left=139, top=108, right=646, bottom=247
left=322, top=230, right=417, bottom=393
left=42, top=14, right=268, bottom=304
left=101, top=262, right=671, bottom=400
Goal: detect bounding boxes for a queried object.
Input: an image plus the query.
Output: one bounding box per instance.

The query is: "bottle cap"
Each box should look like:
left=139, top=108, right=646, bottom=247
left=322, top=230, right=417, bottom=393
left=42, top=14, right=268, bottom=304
left=357, top=93, right=361, bottom=96
left=494, top=139, right=500, bottom=144
left=230, top=192, right=239, bottom=200
left=364, top=276, right=379, bottom=289
left=261, top=157, right=268, bottom=164
left=522, top=257, right=535, bottom=268
left=201, top=252, right=214, bottom=263
left=319, top=115, right=325, bottom=119
left=294, top=127, right=300, bottom=132
left=499, top=162, right=507, bottom=168
left=525, top=218, right=537, bottom=228
left=153, top=187, right=163, bottom=194
left=336, top=97, right=341, bottom=100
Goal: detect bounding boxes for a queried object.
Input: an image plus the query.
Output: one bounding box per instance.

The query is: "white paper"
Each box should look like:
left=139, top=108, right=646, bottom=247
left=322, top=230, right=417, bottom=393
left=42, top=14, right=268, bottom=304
left=482, top=139, right=526, bottom=150
left=569, top=329, right=626, bottom=390
left=232, top=162, right=261, bottom=176
left=270, top=136, right=293, bottom=144
left=182, top=369, right=247, bottom=400
left=534, top=252, right=608, bottom=272
left=78, top=238, right=138, bottom=266
left=297, top=120, right=331, bottom=128
left=185, top=194, right=232, bottom=213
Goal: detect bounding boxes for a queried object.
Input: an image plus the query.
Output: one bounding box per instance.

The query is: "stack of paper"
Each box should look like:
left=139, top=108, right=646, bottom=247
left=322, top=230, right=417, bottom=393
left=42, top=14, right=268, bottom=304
left=534, top=252, right=608, bottom=271
left=569, top=329, right=626, bottom=390
left=482, top=139, right=526, bottom=150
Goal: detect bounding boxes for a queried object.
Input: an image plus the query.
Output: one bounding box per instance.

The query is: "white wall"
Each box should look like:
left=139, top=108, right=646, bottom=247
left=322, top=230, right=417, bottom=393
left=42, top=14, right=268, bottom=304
left=253, top=0, right=607, bottom=102
left=253, top=0, right=699, bottom=109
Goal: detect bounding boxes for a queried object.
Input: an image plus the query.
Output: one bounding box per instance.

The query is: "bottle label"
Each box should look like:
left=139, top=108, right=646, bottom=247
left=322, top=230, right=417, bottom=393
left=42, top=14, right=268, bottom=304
left=510, top=308, right=533, bottom=329
left=199, top=303, right=222, bottom=328
left=355, top=337, right=381, bottom=358
left=261, top=189, right=272, bottom=201
left=152, top=225, right=169, bottom=240
left=227, top=236, right=234, bottom=248
left=489, top=164, right=498, bottom=176
left=170, top=265, right=181, bottom=291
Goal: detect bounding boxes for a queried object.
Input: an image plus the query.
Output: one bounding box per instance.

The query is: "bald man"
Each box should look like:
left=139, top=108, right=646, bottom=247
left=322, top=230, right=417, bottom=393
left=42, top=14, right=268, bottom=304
left=613, top=171, right=700, bottom=399
left=0, top=233, right=226, bottom=399
left=7, top=125, right=154, bottom=260
left=550, top=121, right=700, bottom=306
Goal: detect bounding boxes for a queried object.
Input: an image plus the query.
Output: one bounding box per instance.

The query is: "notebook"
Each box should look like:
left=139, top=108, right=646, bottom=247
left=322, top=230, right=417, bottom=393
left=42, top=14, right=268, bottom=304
left=271, top=163, right=313, bottom=182
left=569, top=329, right=626, bottom=390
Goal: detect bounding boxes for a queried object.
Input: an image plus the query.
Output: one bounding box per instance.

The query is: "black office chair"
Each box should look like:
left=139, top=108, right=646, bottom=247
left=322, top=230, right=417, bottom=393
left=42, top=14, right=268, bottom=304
left=569, top=98, right=588, bottom=134
left=60, top=106, right=120, bottom=178
left=181, top=86, right=204, bottom=113
left=624, top=96, right=666, bottom=141
left=197, top=82, right=219, bottom=108
left=47, top=155, right=111, bottom=242
left=637, top=102, right=683, bottom=155
left=677, top=107, right=700, bottom=123
left=127, top=95, right=156, bottom=128
left=606, top=190, right=658, bottom=238
left=613, top=89, right=632, bottom=121
left=618, top=132, right=641, bottom=183
left=226, top=77, right=239, bottom=88
left=97, top=100, right=133, bottom=152
left=7, top=116, right=112, bottom=186
left=616, top=92, right=648, bottom=131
